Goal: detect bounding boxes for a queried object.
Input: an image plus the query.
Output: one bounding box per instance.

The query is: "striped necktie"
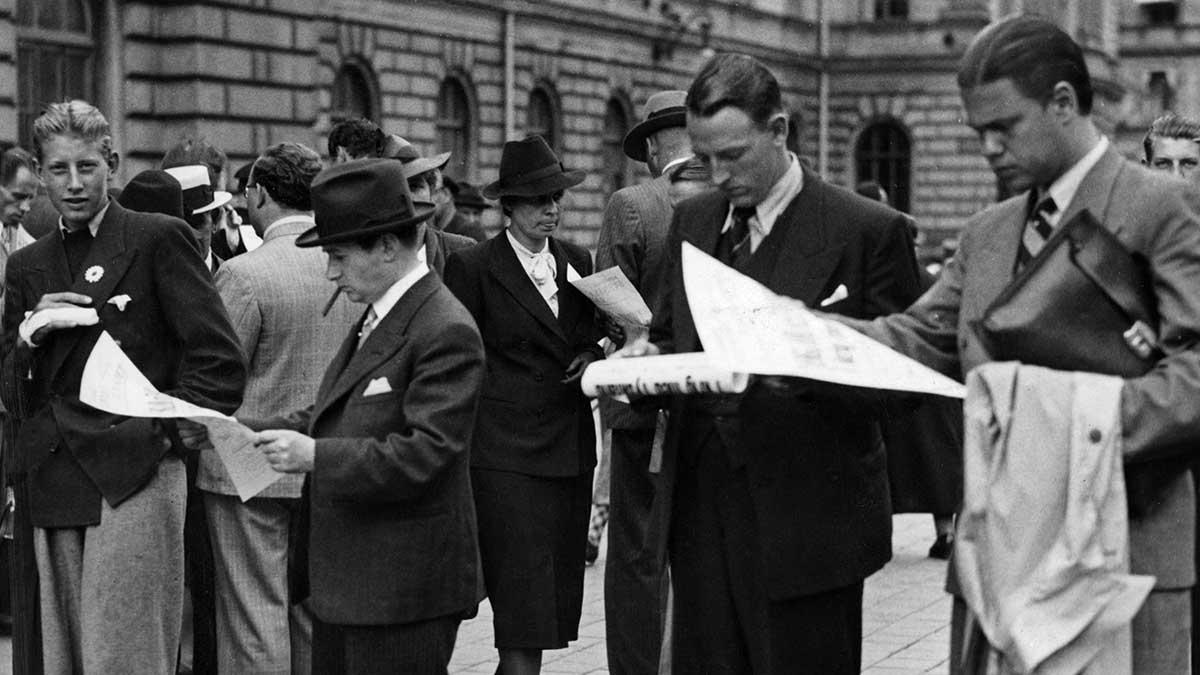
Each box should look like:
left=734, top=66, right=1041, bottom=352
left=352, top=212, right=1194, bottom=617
left=356, top=306, right=377, bottom=350
left=717, top=206, right=755, bottom=269
left=1015, top=195, right=1057, bottom=272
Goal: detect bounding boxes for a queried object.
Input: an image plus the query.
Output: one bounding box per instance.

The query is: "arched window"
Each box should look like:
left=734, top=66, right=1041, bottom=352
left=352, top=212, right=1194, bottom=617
left=331, top=59, right=379, bottom=123
left=526, top=85, right=560, bottom=152
left=437, top=76, right=474, bottom=180
left=602, top=97, right=631, bottom=195
left=16, top=0, right=97, bottom=148
left=855, top=120, right=912, bottom=213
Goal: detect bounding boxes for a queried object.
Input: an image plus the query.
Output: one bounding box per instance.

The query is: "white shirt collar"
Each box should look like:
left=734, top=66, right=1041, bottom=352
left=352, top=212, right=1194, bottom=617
left=1044, top=136, right=1109, bottom=223
left=370, top=264, right=429, bottom=325
left=58, top=202, right=110, bottom=238
left=720, top=153, right=805, bottom=250
left=262, top=213, right=314, bottom=240
left=204, top=250, right=214, bottom=271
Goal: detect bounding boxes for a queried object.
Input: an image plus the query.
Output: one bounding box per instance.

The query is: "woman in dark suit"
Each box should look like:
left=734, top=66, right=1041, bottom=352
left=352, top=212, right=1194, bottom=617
left=444, top=136, right=603, bottom=675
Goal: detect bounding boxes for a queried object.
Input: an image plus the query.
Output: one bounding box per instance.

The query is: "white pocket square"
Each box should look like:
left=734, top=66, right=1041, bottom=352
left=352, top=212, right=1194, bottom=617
left=106, top=294, right=132, bottom=311
left=819, top=284, right=849, bottom=307
left=362, top=377, right=392, bottom=396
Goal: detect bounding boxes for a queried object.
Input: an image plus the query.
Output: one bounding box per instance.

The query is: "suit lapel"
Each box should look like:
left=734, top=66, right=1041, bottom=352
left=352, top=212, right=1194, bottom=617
left=487, top=234, right=568, bottom=342
left=755, top=171, right=844, bottom=305
left=312, top=273, right=437, bottom=420
left=42, top=202, right=137, bottom=384
left=676, top=196, right=728, bottom=351
left=1057, top=148, right=1123, bottom=236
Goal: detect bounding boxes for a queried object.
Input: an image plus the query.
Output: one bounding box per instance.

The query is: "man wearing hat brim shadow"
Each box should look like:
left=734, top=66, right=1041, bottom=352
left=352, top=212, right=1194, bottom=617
left=383, top=134, right=485, bottom=244
left=161, top=165, right=233, bottom=274
left=595, top=89, right=694, bottom=675
left=382, top=135, right=479, bottom=276
left=197, top=158, right=486, bottom=673
left=448, top=181, right=493, bottom=243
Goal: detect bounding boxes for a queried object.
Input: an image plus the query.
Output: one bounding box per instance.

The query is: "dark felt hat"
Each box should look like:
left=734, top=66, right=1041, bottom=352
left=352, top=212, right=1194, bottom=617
left=118, top=170, right=187, bottom=221
left=453, top=182, right=494, bottom=210
left=622, top=90, right=688, bottom=163
left=296, top=158, right=435, bottom=248
left=482, top=136, right=585, bottom=199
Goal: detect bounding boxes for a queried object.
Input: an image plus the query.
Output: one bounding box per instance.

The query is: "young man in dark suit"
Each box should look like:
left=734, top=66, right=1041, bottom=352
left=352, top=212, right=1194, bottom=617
left=1, top=99, right=245, bottom=673
left=618, top=54, right=923, bottom=673
left=847, top=16, right=1200, bottom=673
left=216, top=158, right=486, bottom=673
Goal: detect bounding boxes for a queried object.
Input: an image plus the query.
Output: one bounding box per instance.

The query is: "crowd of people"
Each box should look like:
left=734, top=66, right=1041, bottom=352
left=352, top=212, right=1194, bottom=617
left=2, top=10, right=1200, bottom=675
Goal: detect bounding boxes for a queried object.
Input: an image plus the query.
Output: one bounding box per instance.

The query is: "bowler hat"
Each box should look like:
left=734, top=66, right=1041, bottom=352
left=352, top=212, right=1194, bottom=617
left=118, top=170, right=187, bottom=221
left=382, top=134, right=451, bottom=179
left=622, top=90, right=688, bottom=163
left=163, top=164, right=232, bottom=215
left=296, top=158, right=435, bottom=247
left=483, top=136, right=584, bottom=200
left=453, top=182, right=494, bottom=210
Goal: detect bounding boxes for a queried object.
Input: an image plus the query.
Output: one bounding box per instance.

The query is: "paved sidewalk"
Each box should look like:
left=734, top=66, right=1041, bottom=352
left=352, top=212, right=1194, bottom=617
left=0, top=514, right=951, bottom=674
left=450, top=513, right=953, bottom=674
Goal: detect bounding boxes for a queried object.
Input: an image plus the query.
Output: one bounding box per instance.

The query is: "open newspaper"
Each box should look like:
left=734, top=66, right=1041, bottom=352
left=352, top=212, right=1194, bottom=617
left=79, top=332, right=282, bottom=501
left=578, top=243, right=965, bottom=399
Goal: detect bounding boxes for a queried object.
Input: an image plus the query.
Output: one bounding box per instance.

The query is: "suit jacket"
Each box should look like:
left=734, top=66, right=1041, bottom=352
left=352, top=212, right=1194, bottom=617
left=444, top=232, right=604, bottom=477
left=596, top=175, right=673, bottom=430
left=425, top=225, right=476, bottom=277
left=0, top=200, right=246, bottom=527
left=650, top=169, right=923, bottom=600
left=258, top=272, right=486, bottom=625
left=210, top=225, right=248, bottom=261
left=858, top=147, right=1200, bottom=589
left=200, top=217, right=359, bottom=499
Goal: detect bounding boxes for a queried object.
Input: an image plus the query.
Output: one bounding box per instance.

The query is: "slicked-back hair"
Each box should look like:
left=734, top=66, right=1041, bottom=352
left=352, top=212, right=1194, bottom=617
left=328, top=118, right=384, bottom=159
left=32, top=100, right=113, bottom=163
left=686, top=53, right=783, bottom=127
left=1143, top=112, right=1200, bottom=161
left=162, top=137, right=227, bottom=188
left=251, top=142, right=323, bottom=211
left=957, top=14, right=1093, bottom=115
left=1, top=147, right=37, bottom=186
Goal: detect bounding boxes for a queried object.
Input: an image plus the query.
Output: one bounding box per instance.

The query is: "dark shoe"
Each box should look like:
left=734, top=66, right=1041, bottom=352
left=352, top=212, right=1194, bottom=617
left=928, top=534, right=953, bottom=560
left=585, top=541, right=599, bottom=565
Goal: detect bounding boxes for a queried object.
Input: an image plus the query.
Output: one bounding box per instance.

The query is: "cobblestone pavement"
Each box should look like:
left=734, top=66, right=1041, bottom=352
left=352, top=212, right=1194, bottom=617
left=450, top=513, right=953, bottom=674
left=0, top=515, right=951, bottom=674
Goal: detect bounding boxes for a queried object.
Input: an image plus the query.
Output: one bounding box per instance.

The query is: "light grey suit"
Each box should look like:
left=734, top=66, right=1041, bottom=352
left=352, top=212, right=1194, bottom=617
left=595, top=175, right=674, bottom=675
left=853, top=147, right=1200, bottom=673
left=201, top=216, right=358, bottom=674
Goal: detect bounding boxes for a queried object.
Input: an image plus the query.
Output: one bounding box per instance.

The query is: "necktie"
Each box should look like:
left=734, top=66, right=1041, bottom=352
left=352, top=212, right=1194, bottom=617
left=63, top=228, right=94, bottom=281
left=529, top=250, right=557, bottom=286
left=717, top=206, right=755, bottom=269
left=1014, top=195, right=1057, bottom=272
left=357, top=306, right=377, bottom=350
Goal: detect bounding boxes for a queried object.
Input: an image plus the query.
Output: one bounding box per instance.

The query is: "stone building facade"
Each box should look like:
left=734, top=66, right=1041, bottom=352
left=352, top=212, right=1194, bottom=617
left=0, top=0, right=1193, bottom=253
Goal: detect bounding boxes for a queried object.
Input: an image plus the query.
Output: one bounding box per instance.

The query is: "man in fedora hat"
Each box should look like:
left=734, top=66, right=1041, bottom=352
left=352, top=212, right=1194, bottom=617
left=594, top=88, right=692, bottom=675
left=163, top=164, right=233, bottom=274
left=382, top=134, right=484, bottom=243
left=199, top=158, right=486, bottom=672
left=449, top=180, right=492, bottom=242
left=383, top=135, right=479, bottom=276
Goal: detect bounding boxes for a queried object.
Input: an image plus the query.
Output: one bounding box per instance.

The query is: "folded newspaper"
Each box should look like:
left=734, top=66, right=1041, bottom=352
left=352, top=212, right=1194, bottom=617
left=579, top=243, right=965, bottom=400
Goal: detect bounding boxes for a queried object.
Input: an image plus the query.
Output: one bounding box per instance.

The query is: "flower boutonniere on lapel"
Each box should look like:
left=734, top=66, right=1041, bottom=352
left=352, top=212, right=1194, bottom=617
left=106, top=294, right=132, bottom=312
left=84, top=265, right=104, bottom=283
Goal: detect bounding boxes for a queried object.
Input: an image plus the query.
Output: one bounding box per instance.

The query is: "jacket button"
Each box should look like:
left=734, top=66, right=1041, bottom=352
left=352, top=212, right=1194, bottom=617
left=49, top=443, right=57, bottom=453
left=1088, top=429, right=1102, bottom=443
left=534, top=373, right=544, bottom=382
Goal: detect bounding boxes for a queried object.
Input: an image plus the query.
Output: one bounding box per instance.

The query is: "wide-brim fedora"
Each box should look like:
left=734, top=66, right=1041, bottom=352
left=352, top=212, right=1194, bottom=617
left=622, top=90, right=688, bottom=163
left=162, top=164, right=232, bottom=215
left=382, top=134, right=451, bottom=178
left=482, top=135, right=584, bottom=200
left=296, top=158, right=436, bottom=248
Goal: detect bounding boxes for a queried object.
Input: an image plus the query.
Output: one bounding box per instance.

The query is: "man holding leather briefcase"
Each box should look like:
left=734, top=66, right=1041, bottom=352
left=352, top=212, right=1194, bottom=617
left=839, top=14, right=1200, bottom=674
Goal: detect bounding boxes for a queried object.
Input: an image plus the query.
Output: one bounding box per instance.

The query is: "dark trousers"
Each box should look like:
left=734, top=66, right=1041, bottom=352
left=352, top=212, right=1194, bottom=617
left=670, top=419, right=863, bottom=674
left=182, top=453, right=216, bottom=674
left=312, top=614, right=460, bottom=675
left=604, top=427, right=668, bottom=675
